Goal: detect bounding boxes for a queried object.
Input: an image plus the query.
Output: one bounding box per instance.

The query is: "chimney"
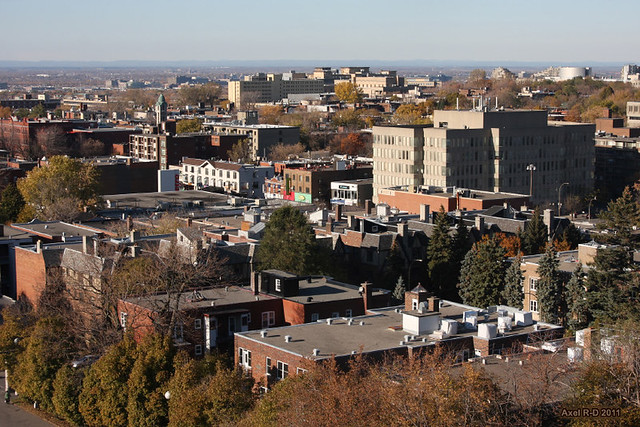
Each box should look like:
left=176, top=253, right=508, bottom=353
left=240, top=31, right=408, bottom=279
left=475, top=216, right=484, bottom=233
left=250, top=271, right=260, bottom=295
left=93, top=239, right=99, bottom=256
left=419, top=204, right=430, bottom=222
left=130, top=230, right=140, bottom=243
left=361, top=281, right=373, bottom=312
left=36, top=240, right=42, bottom=254
left=364, top=199, right=373, bottom=215
left=126, top=216, right=133, bottom=230
left=82, top=235, right=89, bottom=254
left=428, top=297, right=440, bottom=312
left=326, top=216, right=333, bottom=233
left=334, top=204, right=342, bottom=221
left=186, top=218, right=193, bottom=227
left=397, top=221, right=408, bottom=237
left=130, top=245, right=141, bottom=257
left=543, top=209, right=554, bottom=239
left=347, top=215, right=354, bottom=229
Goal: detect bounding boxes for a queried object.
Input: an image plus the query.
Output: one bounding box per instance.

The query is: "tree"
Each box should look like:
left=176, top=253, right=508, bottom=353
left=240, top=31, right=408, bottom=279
left=468, top=69, right=488, bottom=86
left=52, top=364, right=85, bottom=425
left=268, top=142, right=305, bottom=161
left=331, top=109, right=364, bottom=129
left=259, top=105, right=284, bottom=124
left=12, top=316, right=75, bottom=411
left=566, top=263, right=588, bottom=330
left=79, top=336, right=137, bottom=426
left=502, top=255, right=524, bottom=308
left=598, top=186, right=640, bottom=248
left=0, top=106, right=11, bottom=119
left=334, top=82, right=363, bottom=104
left=176, top=118, right=203, bottom=134
left=227, top=138, right=252, bottom=163
left=36, top=126, right=68, bottom=157
left=28, top=103, right=46, bottom=119
left=457, top=237, right=507, bottom=307
left=257, top=205, right=318, bottom=275
left=127, top=335, right=175, bottom=427
left=0, top=183, right=25, bottom=223
left=328, top=133, right=367, bottom=156
left=522, top=207, right=547, bottom=255
left=427, top=207, right=453, bottom=298
left=78, top=137, right=106, bottom=158
left=17, top=156, right=100, bottom=222
left=178, top=83, right=221, bottom=107
left=536, top=245, right=564, bottom=324
left=392, top=104, right=431, bottom=125
left=392, top=277, right=406, bottom=303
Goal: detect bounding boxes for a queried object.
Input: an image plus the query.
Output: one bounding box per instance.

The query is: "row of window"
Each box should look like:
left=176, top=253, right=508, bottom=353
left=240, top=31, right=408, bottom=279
left=238, top=349, right=307, bottom=380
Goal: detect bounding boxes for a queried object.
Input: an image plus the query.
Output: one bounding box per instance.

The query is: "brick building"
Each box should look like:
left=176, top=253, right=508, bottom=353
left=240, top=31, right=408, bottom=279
left=118, top=269, right=389, bottom=357
left=235, top=287, right=563, bottom=388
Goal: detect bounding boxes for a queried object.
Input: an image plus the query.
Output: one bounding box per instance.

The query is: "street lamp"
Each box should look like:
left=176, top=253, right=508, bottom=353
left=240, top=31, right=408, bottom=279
left=526, top=164, right=536, bottom=197
left=587, top=195, right=597, bottom=219
left=558, top=182, right=569, bottom=216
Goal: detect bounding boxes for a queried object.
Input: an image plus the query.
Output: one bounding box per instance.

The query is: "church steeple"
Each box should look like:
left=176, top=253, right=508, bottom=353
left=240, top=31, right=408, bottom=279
left=155, top=93, right=167, bottom=126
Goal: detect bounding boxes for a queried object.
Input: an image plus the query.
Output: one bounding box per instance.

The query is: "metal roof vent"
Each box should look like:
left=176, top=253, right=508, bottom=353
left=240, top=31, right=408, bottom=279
left=359, top=321, right=365, bottom=326
left=326, top=318, right=332, bottom=325
left=260, top=330, right=267, bottom=338
left=312, top=348, right=320, bottom=356
left=284, top=335, right=292, bottom=343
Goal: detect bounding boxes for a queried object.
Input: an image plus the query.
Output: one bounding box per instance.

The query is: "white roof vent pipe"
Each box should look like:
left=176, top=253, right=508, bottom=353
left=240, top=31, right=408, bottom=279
left=312, top=348, right=320, bottom=356
left=260, top=330, right=267, bottom=338
left=284, top=335, right=292, bottom=343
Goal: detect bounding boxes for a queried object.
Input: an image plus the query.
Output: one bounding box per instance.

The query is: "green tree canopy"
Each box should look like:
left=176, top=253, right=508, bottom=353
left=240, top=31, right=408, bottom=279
left=597, top=186, right=640, bottom=248
left=257, top=205, right=318, bottom=275
left=0, top=183, right=25, bottom=223
left=457, top=237, right=507, bottom=307
left=535, top=245, right=565, bottom=324
left=52, top=364, right=85, bottom=425
left=566, top=263, right=588, bottom=330
left=502, top=255, right=524, bottom=309
left=522, top=207, right=548, bottom=255
left=17, top=155, right=100, bottom=222
left=427, top=207, right=454, bottom=298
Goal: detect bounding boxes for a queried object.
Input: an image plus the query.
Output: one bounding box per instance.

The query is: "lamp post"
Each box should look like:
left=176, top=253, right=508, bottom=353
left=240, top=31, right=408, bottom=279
left=526, top=164, right=536, bottom=198
left=407, top=259, right=424, bottom=290
left=558, top=182, right=569, bottom=216
left=587, top=195, right=597, bottom=219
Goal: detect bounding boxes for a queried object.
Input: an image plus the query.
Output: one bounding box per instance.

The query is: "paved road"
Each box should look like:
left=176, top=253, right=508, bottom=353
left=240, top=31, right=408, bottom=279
left=0, top=372, right=55, bottom=427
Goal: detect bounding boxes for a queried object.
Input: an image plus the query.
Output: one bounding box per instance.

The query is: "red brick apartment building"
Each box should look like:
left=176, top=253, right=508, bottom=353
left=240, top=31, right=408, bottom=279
left=118, top=270, right=389, bottom=357
left=235, top=286, right=563, bottom=388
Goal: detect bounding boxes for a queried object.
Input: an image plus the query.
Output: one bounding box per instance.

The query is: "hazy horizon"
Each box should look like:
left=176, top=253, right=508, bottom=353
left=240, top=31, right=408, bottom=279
left=3, top=0, right=638, bottom=65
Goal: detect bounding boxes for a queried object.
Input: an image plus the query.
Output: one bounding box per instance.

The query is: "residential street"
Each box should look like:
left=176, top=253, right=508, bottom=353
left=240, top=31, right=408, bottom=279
left=0, top=371, right=55, bottom=427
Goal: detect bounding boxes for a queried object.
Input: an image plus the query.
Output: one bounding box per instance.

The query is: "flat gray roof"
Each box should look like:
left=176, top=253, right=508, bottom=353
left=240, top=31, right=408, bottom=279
left=237, top=302, right=560, bottom=360
left=285, top=276, right=388, bottom=304
left=103, top=190, right=229, bottom=209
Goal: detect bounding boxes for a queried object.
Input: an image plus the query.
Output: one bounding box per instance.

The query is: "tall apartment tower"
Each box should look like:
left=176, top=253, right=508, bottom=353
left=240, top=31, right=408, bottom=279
left=373, top=109, right=594, bottom=203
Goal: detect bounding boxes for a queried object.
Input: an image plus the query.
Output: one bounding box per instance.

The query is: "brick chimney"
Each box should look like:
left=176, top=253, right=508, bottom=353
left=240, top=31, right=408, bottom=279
left=361, top=281, right=373, bottom=312
left=364, top=199, right=373, bottom=215
left=428, top=296, right=440, bottom=312
left=334, top=204, right=342, bottom=221
left=326, top=216, right=333, bottom=233
left=419, top=204, right=430, bottom=222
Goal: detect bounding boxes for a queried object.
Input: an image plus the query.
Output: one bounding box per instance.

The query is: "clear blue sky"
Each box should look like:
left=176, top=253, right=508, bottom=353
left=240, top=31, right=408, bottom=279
left=2, top=0, right=638, bottom=63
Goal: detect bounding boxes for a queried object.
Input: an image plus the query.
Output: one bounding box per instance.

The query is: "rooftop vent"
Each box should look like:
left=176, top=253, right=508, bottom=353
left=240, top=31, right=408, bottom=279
left=359, top=321, right=365, bottom=326
left=284, top=335, right=292, bottom=343
left=312, top=348, right=320, bottom=356
left=326, top=319, right=332, bottom=325
left=260, top=330, right=267, bottom=338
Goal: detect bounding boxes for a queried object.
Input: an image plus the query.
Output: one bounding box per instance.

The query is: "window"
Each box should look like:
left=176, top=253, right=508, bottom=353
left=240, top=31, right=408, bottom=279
left=311, top=313, right=319, bottom=322
left=239, top=348, right=252, bottom=369
left=266, top=357, right=271, bottom=375
left=120, top=312, right=128, bottom=329
left=262, top=311, right=275, bottom=328
left=277, top=361, right=288, bottom=380
left=297, top=367, right=308, bottom=375
left=530, top=300, right=538, bottom=312
left=275, top=278, right=281, bottom=292
left=345, top=309, right=353, bottom=318
left=195, top=345, right=202, bottom=356
left=412, top=299, right=418, bottom=311
left=194, top=319, right=202, bottom=330
left=331, top=312, right=339, bottom=318
left=530, top=277, right=539, bottom=292
left=173, top=323, right=184, bottom=342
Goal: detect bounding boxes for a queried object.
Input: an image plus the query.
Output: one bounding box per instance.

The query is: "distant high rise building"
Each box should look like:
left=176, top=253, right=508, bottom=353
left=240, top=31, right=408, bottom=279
left=155, top=94, right=167, bottom=127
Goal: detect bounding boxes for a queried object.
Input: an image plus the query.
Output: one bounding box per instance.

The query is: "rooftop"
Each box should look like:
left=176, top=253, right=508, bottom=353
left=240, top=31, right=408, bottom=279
left=11, top=220, right=98, bottom=240
left=284, top=276, right=388, bottom=304
left=237, top=302, right=561, bottom=360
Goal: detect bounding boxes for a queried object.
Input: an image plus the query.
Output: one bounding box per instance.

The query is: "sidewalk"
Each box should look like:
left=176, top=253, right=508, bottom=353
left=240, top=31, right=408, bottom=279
left=0, top=371, right=55, bottom=427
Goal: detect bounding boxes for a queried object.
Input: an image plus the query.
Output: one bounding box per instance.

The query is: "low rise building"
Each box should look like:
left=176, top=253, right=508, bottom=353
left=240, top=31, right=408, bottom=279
left=180, top=158, right=274, bottom=198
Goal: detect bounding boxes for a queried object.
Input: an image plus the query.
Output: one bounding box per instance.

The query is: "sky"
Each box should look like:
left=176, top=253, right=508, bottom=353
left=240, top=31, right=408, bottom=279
left=1, top=0, right=638, bottom=65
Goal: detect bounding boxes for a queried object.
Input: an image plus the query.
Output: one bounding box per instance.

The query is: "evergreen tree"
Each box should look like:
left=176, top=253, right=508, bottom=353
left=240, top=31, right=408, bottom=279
left=52, top=364, right=85, bottom=425
left=559, top=222, right=583, bottom=250
left=585, top=246, right=635, bottom=322
left=598, top=186, right=640, bottom=248
left=427, top=207, right=453, bottom=298
left=502, top=255, right=524, bottom=308
left=257, top=205, right=318, bottom=275
left=383, top=240, right=405, bottom=291
left=127, top=335, right=175, bottom=427
left=522, top=207, right=547, bottom=255
left=449, top=218, right=472, bottom=302
left=392, top=276, right=406, bottom=304
left=566, top=263, right=589, bottom=331
left=79, top=336, right=137, bottom=426
left=0, top=183, right=24, bottom=223
left=457, top=237, right=506, bottom=308
left=536, top=245, right=564, bottom=324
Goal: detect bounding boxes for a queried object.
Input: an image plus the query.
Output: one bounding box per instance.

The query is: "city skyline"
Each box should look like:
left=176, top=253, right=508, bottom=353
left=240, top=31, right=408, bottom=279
left=2, top=0, right=639, bottom=64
